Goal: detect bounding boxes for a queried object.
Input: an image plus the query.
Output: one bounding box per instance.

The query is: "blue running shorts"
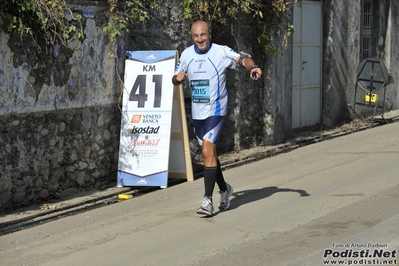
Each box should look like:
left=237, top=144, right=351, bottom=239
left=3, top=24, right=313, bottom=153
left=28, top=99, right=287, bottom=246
left=192, top=116, right=225, bottom=145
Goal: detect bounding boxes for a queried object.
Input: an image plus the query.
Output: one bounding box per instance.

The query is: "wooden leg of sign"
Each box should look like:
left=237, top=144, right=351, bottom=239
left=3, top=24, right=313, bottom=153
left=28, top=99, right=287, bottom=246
left=168, top=84, right=194, bottom=182
left=177, top=85, right=194, bottom=182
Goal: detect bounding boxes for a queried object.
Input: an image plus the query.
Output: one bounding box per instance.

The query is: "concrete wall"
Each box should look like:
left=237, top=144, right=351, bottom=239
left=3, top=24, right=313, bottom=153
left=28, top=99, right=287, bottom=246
left=0, top=5, right=119, bottom=115
left=388, top=0, right=399, bottom=109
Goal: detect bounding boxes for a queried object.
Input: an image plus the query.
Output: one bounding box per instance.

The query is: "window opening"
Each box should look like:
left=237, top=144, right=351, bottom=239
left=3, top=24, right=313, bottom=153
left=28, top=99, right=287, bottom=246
left=361, top=0, right=373, bottom=60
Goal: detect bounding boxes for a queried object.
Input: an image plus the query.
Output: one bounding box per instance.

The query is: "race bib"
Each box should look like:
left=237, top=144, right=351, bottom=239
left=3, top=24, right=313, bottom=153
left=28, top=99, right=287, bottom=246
left=190, top=79, right=210, bottom=103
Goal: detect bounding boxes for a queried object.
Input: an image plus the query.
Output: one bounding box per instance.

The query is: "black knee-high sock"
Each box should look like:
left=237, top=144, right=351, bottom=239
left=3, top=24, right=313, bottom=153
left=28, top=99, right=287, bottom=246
left=216, top=159, right=227, bottom=192
left=203, top=166, right=218, bottom=198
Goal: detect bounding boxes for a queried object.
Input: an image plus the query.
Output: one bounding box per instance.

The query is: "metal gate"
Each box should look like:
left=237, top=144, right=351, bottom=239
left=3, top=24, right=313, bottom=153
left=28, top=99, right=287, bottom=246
left=292, top=0, right=322, bottom=129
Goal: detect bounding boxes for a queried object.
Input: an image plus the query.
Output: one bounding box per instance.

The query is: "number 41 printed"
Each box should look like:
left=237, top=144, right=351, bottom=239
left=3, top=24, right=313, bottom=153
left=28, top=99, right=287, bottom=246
left=129, top=74, right=163, bottom=108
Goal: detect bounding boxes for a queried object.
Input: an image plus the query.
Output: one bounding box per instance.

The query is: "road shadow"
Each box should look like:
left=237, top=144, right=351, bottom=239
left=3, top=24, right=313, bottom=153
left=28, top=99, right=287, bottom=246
left=226, top=186, right=310, bottom=211
left=203, top=186, right=310, bottom=218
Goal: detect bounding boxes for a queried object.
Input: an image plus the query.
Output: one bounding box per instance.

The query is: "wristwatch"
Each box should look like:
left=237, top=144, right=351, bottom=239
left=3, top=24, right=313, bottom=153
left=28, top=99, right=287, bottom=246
left=251, top=65, right=259, bottom=79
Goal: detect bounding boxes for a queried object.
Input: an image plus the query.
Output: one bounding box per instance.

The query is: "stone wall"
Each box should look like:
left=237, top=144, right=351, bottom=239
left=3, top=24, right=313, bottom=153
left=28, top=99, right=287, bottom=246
left=0, top=106, right=120, bottom=209
left=0, top=1, right=125, bottom=211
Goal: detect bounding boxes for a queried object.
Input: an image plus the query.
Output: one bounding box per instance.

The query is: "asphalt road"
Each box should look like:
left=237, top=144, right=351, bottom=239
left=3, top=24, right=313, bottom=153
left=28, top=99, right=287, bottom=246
left=1, top=121, right=399, bottom=266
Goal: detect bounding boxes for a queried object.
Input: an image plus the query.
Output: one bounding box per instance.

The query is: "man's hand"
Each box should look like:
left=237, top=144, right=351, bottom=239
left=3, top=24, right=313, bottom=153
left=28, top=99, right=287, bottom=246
left=172, top=72, right=188, bottom=85
left=250, top=67, right=262, bottom=80
left=238, top=57, right=262, bottom=80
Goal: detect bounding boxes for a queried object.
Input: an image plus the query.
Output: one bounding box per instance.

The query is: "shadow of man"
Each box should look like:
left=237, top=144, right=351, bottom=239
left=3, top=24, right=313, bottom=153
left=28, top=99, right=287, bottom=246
left=227, top=186, right=310, bottom=211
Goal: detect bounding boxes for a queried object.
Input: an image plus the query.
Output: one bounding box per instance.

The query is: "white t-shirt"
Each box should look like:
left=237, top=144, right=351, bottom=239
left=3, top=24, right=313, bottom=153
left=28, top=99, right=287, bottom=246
left=174, top=43, right=240, bottom=119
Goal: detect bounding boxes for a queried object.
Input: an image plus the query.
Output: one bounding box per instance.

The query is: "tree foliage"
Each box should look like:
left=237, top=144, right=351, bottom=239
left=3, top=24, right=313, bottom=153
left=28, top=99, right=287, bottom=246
left=0, top=0, right=296, bottom=53
left=104, top=0, right=160, bottom=40
left=0, top=0, right=84, bottom=49
left=182, top=0, right=297, bottom=53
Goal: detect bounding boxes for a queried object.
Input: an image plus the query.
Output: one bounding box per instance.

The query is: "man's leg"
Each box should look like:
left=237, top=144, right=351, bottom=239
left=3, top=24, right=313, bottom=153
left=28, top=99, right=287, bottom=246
left=193, top=116, right=225, bottom=215
left=216, top=159, right=227, bottom=192
left=202, top=140, right=218, bottom=198
left=202, top=141, right=233, bottom=211
left=194, top=116, right=225, bottom=197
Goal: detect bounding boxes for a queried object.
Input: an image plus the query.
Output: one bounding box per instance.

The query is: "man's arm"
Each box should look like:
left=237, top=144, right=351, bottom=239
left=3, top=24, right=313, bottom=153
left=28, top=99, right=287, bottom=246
left=239, top=57, right=256, bottom=70
left=237, top=56, right=263, bottom=80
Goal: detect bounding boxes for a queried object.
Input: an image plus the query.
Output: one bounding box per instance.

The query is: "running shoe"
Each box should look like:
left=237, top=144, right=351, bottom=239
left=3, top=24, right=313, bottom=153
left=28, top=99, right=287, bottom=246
left=197, top=196, right=214, bottom=216
left=218, top=183, right=233, bottom=210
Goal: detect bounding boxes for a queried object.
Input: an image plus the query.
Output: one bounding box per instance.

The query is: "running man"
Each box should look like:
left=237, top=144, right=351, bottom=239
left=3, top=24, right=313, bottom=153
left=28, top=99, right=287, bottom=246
left=172, top=20, right=262, bottom=216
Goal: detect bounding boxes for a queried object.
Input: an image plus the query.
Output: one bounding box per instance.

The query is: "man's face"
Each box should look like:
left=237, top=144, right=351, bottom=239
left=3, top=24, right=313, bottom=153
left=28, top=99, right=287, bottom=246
left=191, top=22, right=211, bottom=53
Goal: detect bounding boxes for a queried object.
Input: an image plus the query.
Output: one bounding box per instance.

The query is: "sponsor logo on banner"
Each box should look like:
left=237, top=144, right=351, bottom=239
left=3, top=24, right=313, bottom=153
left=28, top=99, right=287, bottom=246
left=129, top=138, right=160, bottom=146
left=130, top=114, right=162, bottom=124
left=146, top=54, right=156, bottom=60
left=142, top=114, right=161, bottom=123
left=130, top=126, right=160, bottom=134
left=131, top=114, right=142, bottom=123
